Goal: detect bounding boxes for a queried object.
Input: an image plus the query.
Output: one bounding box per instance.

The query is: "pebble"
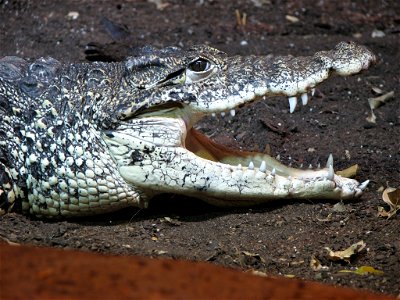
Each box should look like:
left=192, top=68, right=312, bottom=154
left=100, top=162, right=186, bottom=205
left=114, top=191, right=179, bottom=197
left=67, top=11, right=79, bottom=20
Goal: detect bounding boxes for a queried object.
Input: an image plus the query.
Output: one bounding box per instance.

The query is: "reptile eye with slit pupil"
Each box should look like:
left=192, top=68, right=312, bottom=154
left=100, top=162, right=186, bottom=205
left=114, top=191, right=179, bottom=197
left=188, top=59, right=210, bottom=72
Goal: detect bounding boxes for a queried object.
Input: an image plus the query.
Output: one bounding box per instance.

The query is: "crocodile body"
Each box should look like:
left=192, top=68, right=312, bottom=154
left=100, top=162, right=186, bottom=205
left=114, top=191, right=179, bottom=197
left=0, top=42, right=376, bottom=217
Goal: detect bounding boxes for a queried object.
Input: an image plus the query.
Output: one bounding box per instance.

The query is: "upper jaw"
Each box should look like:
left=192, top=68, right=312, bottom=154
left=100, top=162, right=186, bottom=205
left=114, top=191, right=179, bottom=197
left=190, top=41, right=377, bottom=114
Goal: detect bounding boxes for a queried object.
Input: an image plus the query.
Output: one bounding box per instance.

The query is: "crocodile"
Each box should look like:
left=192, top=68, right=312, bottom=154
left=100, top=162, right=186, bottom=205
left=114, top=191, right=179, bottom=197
left=0, top=41, right=376, bottom=218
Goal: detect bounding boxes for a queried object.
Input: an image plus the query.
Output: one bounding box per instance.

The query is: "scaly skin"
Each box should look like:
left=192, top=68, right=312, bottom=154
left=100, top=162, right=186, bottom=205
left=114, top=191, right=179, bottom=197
left=0, top=42, right=376, bottom=217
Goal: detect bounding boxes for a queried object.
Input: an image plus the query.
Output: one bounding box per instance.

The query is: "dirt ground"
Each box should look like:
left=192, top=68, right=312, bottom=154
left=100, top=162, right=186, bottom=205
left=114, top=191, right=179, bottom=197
left=0, top=0, right=399, bottom=296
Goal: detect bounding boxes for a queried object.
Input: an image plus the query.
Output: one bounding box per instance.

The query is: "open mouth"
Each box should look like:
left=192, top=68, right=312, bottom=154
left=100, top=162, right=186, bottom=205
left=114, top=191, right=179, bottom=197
left=107, top=41, right=376, bottom=205
left=111, top=90, right=370, bottom=205
left=185, top=107, right=350, bottom=184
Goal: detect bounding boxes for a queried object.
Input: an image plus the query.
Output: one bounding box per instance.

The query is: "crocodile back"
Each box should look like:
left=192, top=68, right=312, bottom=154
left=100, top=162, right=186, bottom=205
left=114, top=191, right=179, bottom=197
left=0, top=57, right=142, bottom=217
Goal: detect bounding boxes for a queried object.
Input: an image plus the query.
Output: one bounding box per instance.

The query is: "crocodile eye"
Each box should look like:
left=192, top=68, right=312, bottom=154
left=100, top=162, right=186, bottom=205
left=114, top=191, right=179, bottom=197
left=188, top=58, right=210, bottom=72
left=185, top=58, right=215, bottom=84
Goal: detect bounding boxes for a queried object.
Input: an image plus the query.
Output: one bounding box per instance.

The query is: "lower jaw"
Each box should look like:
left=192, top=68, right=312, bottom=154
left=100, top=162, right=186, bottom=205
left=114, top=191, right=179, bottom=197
left=116, top=118, right=367, bottom=204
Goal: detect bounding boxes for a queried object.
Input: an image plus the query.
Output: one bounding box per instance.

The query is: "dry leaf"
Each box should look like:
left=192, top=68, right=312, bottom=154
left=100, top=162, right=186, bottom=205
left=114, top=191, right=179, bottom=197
left=316, top=213, right=332, bottom=222
left=153, top=250, right=168, bottom=255
left=337, top=164, right=358, bottom=178
left=163, top=216, right=182, bottom=226
left=377, top=206, right=392, bottom=218
left=368, top=91, right=395, bottom=109
left=366, top=91, right=395, bottom=123
left=371, top=86, right=384, bottom=95
left=325, top=240, right=366, bottom=262
left=339, top=265, right=384, bottom=276
left=147, top=0, right=170, bottom=10
left=310, top=255, right=329, bottom=271
left=235, top=9, right=247, bottom=26
left=366, top=110, right=377, bottom=123
left=378, top=187, right=400, bottom=218
left=289, top=260, right=305, bottom=266
left=249, top=270, right=268, bottom=277
left=242, top=251, right=265, bottom=262
left=383, top=187, right=400, bottom=208
left=377, top=186, right=385, bottom=193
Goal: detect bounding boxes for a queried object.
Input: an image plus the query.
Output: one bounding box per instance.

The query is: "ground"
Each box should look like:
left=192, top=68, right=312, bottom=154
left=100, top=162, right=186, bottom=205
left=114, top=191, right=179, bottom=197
left=0, top=0, right=399, bottom=296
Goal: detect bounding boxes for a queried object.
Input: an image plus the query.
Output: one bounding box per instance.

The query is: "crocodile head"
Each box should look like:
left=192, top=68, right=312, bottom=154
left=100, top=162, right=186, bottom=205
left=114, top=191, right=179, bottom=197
left=104, top=41, right=375, bottom=207
left=0, top=41, right=376, bottom=217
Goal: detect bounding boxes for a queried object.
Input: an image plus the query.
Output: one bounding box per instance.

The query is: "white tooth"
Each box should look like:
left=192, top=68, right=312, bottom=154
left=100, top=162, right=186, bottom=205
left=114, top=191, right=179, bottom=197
left=299, top=163, right=303, bottom=169
left=308, top=164, right=313, bottom=169
left=327, top=164, right=334, bottom=180
left=288, top=96, right=297, bottom=113
left=211, top=112, right=216, bottom=117
left=259, top=161, right=267, bottom=173
left=311, top=88, right=316, bottom=96
left=317, top=163, right=321, bottom=169
left=359, top=180, right=370, bottom=191
left=276, top=154, right=280, bottom=161
left=326, top=153, right=333, bottom=168
left=230, top=109, right=236, bottom=117
left=237, top=164, right=242, bottom=170
left=301, top=93, right=308, bottom=105
left=220, top=112, right=226, bottom=117
left=271, top=168, right=276, bottom=176
left=248, top=161, right=254, bottom=170
left=288, top=163, right=292, bottom=167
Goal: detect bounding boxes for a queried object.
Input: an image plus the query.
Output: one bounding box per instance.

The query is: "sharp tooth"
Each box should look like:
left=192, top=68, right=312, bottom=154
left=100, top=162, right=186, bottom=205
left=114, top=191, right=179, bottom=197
left=299, top=163, right=303, bottom=168
left=271, top=168, right=276, bottom=176
left=259, top=161, right=266, bottom=173
left=308, top=164, right=313, bottom=169
left=326, top=154, right=333, bottom=168
left=317, top=163, right=321, bottom=169
left=237, top=164, right=242, bottom=170
left=301, top=93, right=308, bottom=105
left=311, top=88, right=316, bottom=96
left=359, top=180, right=369, bottom=191
left=220, top=112, right=226, bottom=117
left=327, top=164, right=334, bottom=180
left=288, top=96, right=297, bottom=113
left=211, top=112, right=216, bottom=117
left=276, top=154, right=280, bottom=161
left=248, top=161, right=254, bottom=170
left=230, top=109, right=236, bottom=117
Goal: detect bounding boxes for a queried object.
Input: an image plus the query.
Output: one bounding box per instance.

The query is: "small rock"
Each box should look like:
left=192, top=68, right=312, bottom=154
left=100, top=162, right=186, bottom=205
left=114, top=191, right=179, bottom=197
left=286, top=15, right=299, bottom=23
left=67, top=11, right=79, bottom=20
left=332, top=202, right=346, bottom=212
left=371, top=29, right=385, bottom=38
